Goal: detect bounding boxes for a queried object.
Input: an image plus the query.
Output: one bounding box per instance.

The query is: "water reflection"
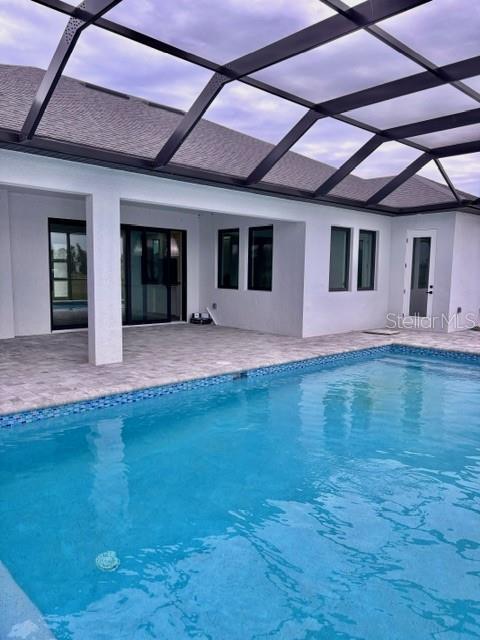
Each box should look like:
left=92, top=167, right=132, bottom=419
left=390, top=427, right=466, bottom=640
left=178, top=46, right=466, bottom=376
left=87, top=417, right=130, bottom=542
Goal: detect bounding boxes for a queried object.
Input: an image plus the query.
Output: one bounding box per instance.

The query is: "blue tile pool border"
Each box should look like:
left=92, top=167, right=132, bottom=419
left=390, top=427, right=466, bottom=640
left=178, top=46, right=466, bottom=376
left=1, top=343, right=480, bottom=429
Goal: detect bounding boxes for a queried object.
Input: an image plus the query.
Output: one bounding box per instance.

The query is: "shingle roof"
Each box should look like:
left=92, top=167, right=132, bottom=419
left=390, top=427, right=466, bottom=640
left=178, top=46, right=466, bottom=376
left=0, top=64, right=465, bottom=208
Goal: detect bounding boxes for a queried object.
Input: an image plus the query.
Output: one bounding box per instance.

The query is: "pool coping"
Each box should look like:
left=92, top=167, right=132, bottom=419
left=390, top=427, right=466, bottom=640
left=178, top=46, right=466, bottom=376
left=1, top=342, right=480, bottom=429
left=0, top=561, right=55, bottom=640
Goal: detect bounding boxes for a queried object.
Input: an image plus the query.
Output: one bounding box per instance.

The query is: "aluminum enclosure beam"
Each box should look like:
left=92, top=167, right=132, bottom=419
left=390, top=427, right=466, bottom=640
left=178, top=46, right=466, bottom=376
left=314, top=135, right=385, bottom=196
left=383, top=107, right=480, bottom=141
left=153, top=73, right=230, bottom=167
left=366, top=154, right=432, bottom=205
left=434, top=159, right=461, bottom=202
left=225, top=0, right=430, bottom=78
left=245, top=111, right=322, bottom=185
left=21, top=0, right=124, bottom=141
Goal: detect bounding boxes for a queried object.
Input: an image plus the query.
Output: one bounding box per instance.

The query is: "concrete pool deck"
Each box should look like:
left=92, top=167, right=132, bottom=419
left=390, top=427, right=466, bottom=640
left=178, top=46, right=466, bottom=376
left=1, top=324, right=480, bottom=416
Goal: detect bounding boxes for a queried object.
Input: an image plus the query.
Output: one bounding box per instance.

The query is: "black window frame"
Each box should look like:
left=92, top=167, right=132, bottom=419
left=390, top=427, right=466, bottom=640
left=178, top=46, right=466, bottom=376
left=357, top=229, right=377, bottom=291
left=329, top=226, right=351, bottom=292
left=248, top=225, right=274, bottom=292
left=122, top=224, right=187, bottom=325
left=217, top=228, right=240, bottom=290
left=48, top=218, right=88, bottom=331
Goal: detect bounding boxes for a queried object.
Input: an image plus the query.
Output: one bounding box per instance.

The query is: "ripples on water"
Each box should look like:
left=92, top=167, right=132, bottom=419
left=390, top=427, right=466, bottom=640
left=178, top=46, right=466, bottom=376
left=0, top=353, right=479, bottom=639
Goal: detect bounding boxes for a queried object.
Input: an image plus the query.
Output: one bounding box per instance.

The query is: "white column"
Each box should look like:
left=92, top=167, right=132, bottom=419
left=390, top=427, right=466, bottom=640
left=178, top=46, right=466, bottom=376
left=86, top=190, right=122, bottom=365
left=0, top=190, right=15, bottom=339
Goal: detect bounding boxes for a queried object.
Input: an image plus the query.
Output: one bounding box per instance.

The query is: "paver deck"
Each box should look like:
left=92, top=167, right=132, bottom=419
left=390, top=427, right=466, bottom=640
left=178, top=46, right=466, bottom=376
left=1, top=324, right=480, bottom=416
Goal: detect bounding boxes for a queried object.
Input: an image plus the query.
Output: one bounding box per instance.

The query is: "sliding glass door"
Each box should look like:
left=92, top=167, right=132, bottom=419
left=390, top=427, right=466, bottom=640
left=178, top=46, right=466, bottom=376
left=49, top=220, right=186, bottom=330
left=122, top=226, right=186, bottom=325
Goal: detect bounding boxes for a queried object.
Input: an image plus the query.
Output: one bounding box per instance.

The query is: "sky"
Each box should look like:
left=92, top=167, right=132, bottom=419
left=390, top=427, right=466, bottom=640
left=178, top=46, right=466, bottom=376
left=0, top=0, right=479, bottom=194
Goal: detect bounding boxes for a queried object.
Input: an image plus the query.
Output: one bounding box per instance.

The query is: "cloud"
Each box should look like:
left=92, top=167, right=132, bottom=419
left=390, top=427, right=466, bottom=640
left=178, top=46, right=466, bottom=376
left=440, top=154, right=480, bottom=196
left=106, top=0, right=334, bottom=64
left=203, top=82, right=306, bottom=143
left=63, top=26, right=212, bottom=111
left=291, top=118, right=371, bottom=167
left=379, top=0, right=480, bottom=67
left=0, top=0, right=68, bottom=68
left=352, top=141, right=421, bottom=179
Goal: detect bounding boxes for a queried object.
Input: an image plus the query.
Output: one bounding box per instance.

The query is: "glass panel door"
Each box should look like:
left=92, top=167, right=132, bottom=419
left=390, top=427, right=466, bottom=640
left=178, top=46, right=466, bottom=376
left=123, top=226, right=185, bottom=324
left=128, top=229, right=169, bottom=323
left=409, top=237, right=431, bottom=317
left=49, top=220, right=88, bottom=330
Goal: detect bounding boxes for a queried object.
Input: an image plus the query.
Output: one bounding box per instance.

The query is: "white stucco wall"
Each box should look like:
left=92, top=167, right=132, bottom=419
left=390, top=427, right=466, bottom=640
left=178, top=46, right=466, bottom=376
left=0, top=189, right=15, bottom=339
left=449, top=212, right=480, bottom=330
left=8, top=189, right=86, bottom=336
left=198, top=213, right=305, bottom=337
left=302, top=208, right=392, bottom=337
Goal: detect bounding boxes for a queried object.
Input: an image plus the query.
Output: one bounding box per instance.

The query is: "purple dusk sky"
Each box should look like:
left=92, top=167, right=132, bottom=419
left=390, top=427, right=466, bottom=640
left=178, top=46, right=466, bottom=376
left=0, top=0, right=479, bottom=194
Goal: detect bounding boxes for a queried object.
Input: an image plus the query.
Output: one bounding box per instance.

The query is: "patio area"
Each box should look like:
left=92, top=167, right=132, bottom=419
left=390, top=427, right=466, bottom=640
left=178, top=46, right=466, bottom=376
left=1, top=323, right=480, bottom=416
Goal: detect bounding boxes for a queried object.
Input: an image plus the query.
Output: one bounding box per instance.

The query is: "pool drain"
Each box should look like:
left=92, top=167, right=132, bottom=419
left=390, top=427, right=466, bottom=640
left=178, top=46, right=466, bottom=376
left=95, top=550, right=120, bottom=572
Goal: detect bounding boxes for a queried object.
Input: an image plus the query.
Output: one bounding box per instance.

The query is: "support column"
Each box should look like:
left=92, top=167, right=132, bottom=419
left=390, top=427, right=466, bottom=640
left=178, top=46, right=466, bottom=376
left=0, top=190, right=15, bottom=339
left=86, top=191, right=122, bottom=365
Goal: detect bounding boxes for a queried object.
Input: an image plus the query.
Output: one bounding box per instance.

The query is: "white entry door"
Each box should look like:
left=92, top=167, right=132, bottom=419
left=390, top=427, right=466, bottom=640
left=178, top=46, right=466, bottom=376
left=403, top=230, right=437, bottom=320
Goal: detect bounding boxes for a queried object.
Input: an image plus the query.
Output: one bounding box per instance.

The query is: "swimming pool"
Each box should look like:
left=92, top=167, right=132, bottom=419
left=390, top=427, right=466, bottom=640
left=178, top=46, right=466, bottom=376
left=1, top=346, right=479, bottom=639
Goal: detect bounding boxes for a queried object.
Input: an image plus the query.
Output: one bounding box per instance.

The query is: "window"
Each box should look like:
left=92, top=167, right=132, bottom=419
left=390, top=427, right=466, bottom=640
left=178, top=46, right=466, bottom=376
left=218, top=229, right=239, bottom=289
left=357, top=230, right=377, bottom=291
left=248, top=226, right=273, bottom=291
left=329, top=227, right=350, bottom=292
left=49, top=219, right=88, bottom=330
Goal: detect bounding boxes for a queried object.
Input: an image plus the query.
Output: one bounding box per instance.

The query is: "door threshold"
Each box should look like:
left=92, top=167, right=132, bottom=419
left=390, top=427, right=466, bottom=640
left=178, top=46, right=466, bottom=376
left=52, top=322, right=187, bottom=334
left=123, top=321, right=186, bottom=329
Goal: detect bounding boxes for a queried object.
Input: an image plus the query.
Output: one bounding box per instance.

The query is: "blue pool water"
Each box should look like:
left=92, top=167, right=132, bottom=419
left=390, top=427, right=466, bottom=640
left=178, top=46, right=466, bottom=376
left=1, top=350, right=480, bottom=639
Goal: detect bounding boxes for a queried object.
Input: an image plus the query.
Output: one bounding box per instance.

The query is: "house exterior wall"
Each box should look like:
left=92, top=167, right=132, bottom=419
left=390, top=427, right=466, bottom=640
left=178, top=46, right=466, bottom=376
left=449, top=212, right=480, bottom=330
left=0, top=148, right=477, bottom=344
left=198, top=213, right=305, bottom=337
left=0, top=189, right=15, bottom=339
left=7, top=189, right=85, bottom=336
left=302, top=209, right=392, bottom=337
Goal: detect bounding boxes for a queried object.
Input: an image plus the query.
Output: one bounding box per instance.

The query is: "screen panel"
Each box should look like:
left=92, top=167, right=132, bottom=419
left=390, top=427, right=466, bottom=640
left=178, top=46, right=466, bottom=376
left=200, top=82, right=307, bottom=144
left=106, top=0, right=334, bottom=64
left=378, top=160, right=457, bottom=207
left=440, top=153, right=480, bottom=197
left=0, top=0, right=69, bottom=68
left=290, top=118, right=372, bottom=167
left=408, top=123, right=480, bottom=149
left=251, top=29, right=422, bottom=104
left=346, top=85, right=479, bottom=130
left=61, top=26, right=212, bottom=111
left=379, top=0, right=480, bottom=67
left=351, top=141, right=422, bottom=179
left=464, top=76, right=480, bottom=94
